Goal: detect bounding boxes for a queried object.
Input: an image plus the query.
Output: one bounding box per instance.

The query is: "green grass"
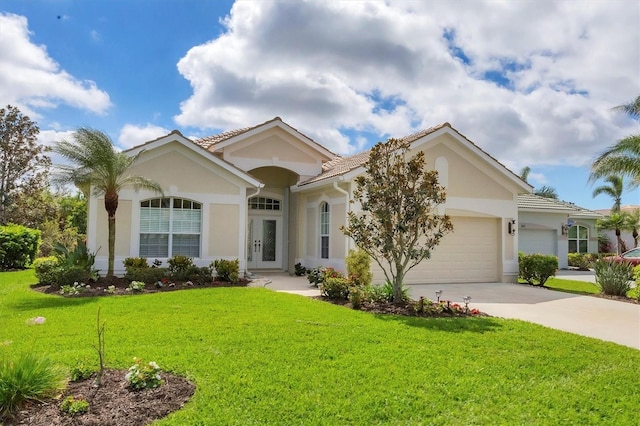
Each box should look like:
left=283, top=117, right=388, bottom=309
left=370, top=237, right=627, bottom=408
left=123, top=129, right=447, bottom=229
left=544, top=277, right=600, bottom=295
left=1, top=270, right=639, bottom=425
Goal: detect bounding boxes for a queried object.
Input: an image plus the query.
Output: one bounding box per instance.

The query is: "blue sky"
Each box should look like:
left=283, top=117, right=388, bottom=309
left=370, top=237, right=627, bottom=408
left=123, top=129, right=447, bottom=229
left=1, top=0, right=638, bottom=210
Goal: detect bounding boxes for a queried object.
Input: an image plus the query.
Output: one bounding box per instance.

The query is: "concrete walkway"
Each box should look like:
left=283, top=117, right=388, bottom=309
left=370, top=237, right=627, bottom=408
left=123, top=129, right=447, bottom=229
left=251, top=271, right=640, bottom=350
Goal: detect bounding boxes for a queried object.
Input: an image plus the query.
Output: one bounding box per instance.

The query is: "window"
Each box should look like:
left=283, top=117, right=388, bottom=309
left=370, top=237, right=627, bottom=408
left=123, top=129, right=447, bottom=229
left=568, top=225, right=588, bottom=253
left=320, top=202, right=330, bottom=259
left=140, top=197, right=201, bottom=257
left=249, top=197, right=280, bottom=211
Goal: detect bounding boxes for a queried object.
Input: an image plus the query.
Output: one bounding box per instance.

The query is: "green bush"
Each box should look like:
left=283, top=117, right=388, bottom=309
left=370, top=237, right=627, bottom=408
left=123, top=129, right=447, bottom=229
left=125, top=267, right=167, bottom=285
left=213, top=259, right=239, bottom=283
left=187, top=266, right=213, bottom=285
left=33, top=256, right=61, bottom=285
left=59, top=395, right=89, bottom=416
left=55, top=266, right=92, bottom=287
left=123, top=257, right=149, bottom=271
left=593, top=259, right=633, bottom=297
left=294, top=263, right=307, bottom=276
left=380, top=280, right=410, bottom=302
left=168, top=255, right=195, bottom=281
left=307, top=266, right=343, bottom=287
left=348, top=285, right=365, bottom=309
left=0, top=353, right=68, bottom=418
left=0, top=224, right=40, bottom=270
left=518, top=252, right=558, bottom=286
left=54, top=239, right=98, bottom=282
left=320, top=277, right=350, bottom=299
left=346, top=248, right=372, bottom=287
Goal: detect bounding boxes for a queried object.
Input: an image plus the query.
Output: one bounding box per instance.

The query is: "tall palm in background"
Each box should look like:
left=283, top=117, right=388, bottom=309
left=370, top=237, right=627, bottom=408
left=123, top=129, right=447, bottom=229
left=624, top=209, right=640, bottom=248
left=598, top=212, right=629, bottom=255
left=592, top=175, right=624, bottom=212
left=590, top=95, right=640, bottom=185
left=53, top=128, right=163, bottom=276
left=519, top=166, right=558, bottom=199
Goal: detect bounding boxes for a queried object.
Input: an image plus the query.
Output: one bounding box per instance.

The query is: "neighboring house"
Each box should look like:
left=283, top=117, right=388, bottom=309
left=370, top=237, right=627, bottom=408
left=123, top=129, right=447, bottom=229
left=87, top=117, right=532, bottom=284
left=518, top=194, right=601, bottom=268
left=594, top=205, right=640, bottom=253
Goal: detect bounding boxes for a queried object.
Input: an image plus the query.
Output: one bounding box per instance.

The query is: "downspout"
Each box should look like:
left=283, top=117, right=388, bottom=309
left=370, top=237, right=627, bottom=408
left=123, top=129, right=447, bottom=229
left=333, top=178, right=351, bottom=257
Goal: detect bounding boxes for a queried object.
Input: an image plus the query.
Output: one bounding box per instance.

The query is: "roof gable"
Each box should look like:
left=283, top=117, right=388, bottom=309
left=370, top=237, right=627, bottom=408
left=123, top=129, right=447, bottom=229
left=124, top=130, right=263, bottom=188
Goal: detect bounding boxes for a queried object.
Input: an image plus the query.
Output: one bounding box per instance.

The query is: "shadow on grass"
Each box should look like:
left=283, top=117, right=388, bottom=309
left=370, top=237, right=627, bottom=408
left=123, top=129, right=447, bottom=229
left=374, top=314, right=503, bottom=334
left=8, top=293, right=97, bottom=311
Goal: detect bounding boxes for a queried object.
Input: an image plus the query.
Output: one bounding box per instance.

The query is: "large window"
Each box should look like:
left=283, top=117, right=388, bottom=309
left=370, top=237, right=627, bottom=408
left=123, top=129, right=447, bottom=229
left=320, top=202, right=330, bottom=259
left=568, top=225, right=588, bottom=253
left=140, top=197, right=201, bottom=257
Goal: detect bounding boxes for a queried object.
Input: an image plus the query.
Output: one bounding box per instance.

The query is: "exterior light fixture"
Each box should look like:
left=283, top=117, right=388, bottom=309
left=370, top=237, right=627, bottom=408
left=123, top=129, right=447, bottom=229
left=508, top=219, right=517, bottom=236
left=435, top=289, right=442, bottom=302
left=463, top=295, right=471, bottom=312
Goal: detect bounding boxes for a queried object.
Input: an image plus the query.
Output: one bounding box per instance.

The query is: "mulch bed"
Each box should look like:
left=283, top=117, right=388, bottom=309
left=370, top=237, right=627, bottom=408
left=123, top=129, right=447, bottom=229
left=314, top=296, right=488, bottom=317
left=3, top=369, right=195, bottom=426
left=32, top=275, right=249, bottom=297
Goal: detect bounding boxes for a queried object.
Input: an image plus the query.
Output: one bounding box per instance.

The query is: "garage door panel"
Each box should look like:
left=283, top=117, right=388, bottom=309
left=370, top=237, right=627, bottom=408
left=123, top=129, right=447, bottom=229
left=371, top=217, right=499, bottom=284
left=519, top=229, right=556, bottom=255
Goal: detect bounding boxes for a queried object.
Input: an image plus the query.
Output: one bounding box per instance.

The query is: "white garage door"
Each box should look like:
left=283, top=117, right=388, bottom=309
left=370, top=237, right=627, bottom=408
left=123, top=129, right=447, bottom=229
left=371, top=216, right=499, bottom=284
left=519, top=229, right=556, bottom=256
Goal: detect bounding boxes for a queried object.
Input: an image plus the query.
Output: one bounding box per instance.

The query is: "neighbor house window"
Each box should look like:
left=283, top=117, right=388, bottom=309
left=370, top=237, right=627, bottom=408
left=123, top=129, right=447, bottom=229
left=320, top=202, right=330, bottom=259
left=140, top=197, right=201, bottom=257
left=568, top=225, right=588, bottom=253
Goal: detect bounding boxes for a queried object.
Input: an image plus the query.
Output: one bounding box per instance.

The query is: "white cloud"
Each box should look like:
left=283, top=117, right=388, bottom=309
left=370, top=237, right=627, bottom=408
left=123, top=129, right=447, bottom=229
left=118, top=124, right=170, bottom=149
left=174, top=0, right=639, bottom=164
left=0, top=13, right=111, bottom=117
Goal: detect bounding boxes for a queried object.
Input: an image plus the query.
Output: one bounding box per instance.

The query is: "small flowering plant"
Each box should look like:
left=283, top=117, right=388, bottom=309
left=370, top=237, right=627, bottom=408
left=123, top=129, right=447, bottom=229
left=125, top=357, right=163, bottom=390
left=104, top=285, right=116, bottom=294
left=127, top=281, right=146, bottom=292
left=60, top=282, right=85, bottom=295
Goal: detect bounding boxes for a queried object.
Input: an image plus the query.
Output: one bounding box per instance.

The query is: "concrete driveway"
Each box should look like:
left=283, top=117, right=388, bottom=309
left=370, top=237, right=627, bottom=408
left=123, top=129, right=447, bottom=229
left=253, top=271, right=640, bottom=350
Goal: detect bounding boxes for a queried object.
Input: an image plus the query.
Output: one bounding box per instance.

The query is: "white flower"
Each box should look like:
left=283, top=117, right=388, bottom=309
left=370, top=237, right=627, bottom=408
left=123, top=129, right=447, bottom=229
left=149, top=361, right=159, bottom=369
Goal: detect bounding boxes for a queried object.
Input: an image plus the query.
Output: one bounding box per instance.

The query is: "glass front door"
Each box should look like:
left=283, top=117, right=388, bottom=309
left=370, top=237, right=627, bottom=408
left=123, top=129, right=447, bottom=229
left=247, top=216, right=282, bottom=269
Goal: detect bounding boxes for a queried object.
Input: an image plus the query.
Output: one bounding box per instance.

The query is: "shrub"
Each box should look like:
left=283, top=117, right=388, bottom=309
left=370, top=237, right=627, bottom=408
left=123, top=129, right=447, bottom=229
left=125, top=267, right=167, bottom=285
left=0, top=353, right=68, bottom=418
left=348, top=285, right=365, bottom=309
left=593, top=259, right=633, bottom=297
left=125, top=358, right=163, bottom=390
left=320, top=277, right=350, bottom=299
left=213, top=259, right=240, bottom=283
left=128, top=281, right=146, bottom=292
left=307, top=266, right=343, bottom=287
left=168, top=255, right=195, bottom=281
left=518, top=252, right=558, bottom=286
left=0, top=224, right=40, bottom=270
left=345, top=248, right=372, bottom=287
left=294, top=262, right=307, bottom=276
left=187, top=266, right=213, bottom=285
left=56, top=267, right=92, bottom=288
left=33, top=256, right=61, bottom=285
left=70, top=358, right=94, bottom=381
left=59, top=396, right=89, bottom=416
left=54, top=239, right=98, bottom=283
left=123, top=257, right=149, bottom=269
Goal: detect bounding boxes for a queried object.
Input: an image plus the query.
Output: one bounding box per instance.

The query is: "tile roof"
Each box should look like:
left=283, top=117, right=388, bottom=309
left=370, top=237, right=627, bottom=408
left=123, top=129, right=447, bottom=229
left=300, top=123, right=450, bottom=185
left=518, top=194, right=601, bottom=218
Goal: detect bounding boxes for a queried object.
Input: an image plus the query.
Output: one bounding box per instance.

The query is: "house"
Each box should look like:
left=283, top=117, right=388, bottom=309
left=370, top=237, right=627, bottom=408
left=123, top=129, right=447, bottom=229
left=86, top=117, right=533, bottom=284
left=517, top=194, right=601, bottom=268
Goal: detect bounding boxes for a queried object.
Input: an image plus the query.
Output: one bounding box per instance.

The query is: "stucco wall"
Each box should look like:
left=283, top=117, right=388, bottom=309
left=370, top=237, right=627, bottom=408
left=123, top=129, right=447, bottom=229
left=209, top=204, right=240, bottom=257
left=95, top=199, right=132, bottom=258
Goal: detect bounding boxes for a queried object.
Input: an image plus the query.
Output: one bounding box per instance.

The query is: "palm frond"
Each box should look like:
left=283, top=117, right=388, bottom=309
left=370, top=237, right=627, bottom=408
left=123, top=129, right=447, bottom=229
left=613, top=95, right=640, bottom=120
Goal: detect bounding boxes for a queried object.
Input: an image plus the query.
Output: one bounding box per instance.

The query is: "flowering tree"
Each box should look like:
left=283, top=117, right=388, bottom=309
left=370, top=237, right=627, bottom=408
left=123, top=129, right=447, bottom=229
left=342, top=138, right=453, bottom=303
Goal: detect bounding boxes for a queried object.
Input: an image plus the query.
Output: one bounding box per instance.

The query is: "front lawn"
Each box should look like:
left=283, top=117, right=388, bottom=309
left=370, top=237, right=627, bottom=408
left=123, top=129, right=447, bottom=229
left=1, top=270, right=639, bottom=425
left=544, top=277, right=600, bottom=295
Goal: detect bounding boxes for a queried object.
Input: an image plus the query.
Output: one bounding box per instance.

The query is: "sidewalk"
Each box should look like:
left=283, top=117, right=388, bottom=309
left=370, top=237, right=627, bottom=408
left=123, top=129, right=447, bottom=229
left=251, top=272, right=640, bottom=350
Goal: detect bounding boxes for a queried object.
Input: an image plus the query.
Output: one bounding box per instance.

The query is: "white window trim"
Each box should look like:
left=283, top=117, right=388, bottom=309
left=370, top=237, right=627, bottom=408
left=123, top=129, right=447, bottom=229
left=320, top=201, right=330, bottom=259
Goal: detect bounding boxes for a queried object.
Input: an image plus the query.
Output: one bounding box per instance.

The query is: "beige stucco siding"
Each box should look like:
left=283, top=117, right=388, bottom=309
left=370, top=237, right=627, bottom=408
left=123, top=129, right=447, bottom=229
left=330, top=203, right=346, bottom=259
left=419, top=141, right=513, bottom=200
left=209, top=204, right=240, bottom=257
left=228, top=129, right=321, bottom=164
left=130, top=142, right=240, bottom=195
left=95, top=199, right=132, bottom=257
left=305, top=206, right=317, bottom=257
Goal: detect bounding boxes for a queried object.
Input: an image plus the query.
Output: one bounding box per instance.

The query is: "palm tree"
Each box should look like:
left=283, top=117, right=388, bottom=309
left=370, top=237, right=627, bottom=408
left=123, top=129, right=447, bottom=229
left=624, top=208, right=640, bottom=248
left=519, top=166, right=558, bottom=198
left=53, top=128, right=163, bottom=276
left=592, top=175, right=624, bottom=212
left=590, top=95, right=640, bottom=185
left=598, top=212, right=629, bottom=255
left=534, top=185, right=558, bottom=199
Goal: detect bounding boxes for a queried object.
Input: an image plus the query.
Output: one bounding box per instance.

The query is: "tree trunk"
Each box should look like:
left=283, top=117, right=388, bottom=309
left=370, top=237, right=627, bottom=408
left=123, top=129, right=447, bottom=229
left=104, top=192, right=119, bottom=277
left=616, top=228, right=622, bottom=255
left=633, top=229, right=638, bottom=248
left=393, top=269, right=405, bottom=303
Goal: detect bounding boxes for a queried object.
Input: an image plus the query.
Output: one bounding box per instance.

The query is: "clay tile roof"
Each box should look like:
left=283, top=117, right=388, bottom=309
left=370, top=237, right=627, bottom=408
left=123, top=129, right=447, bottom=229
left=517, top=194, right=602, bottom=218
left=299, top=123, right=450, bottom=185
left=195, top=126, right=254, bottom=150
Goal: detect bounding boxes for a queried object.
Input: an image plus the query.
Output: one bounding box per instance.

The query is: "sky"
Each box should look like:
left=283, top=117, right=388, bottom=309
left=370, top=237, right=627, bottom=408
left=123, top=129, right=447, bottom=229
left=0, top=0, right=638, bottom=211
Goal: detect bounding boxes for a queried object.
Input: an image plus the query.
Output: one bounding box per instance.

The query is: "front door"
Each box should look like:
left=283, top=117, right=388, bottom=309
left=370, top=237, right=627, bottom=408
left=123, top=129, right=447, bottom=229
left=247, top=216, right=283, bottom=269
